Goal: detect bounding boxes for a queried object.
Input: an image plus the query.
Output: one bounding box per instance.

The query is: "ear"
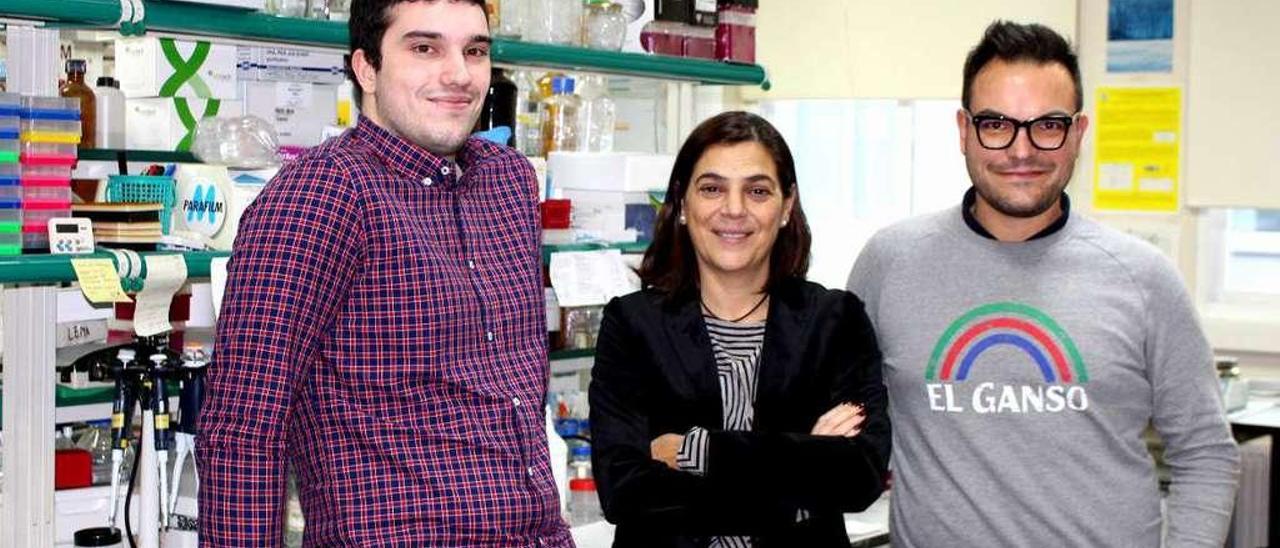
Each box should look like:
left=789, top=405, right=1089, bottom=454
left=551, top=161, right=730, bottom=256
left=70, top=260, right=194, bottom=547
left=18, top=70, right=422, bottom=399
left=782, top=191, right=796, bottom=226
left=956, top=108, right=970, bottom=155
left=1072, top=113, right=1090, bottom=147
left=351, top=49, right=379, bottom=98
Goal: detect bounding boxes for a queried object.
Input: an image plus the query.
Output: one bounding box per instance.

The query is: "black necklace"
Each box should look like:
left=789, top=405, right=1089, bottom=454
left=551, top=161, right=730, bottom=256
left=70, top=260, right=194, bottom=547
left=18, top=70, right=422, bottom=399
left=701, top=293, right=769, bottom=323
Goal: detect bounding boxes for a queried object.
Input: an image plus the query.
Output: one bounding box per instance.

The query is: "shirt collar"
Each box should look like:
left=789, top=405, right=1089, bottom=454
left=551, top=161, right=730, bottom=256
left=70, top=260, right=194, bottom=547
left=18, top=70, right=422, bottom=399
left=961, top=186, right=1071, bottom=242
left=353, top=115, right=507, bottom=187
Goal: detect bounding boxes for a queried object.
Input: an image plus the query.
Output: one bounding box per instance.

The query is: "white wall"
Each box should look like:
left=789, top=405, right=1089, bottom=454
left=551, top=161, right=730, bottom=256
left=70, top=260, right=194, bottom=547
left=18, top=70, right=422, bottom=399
left=748, top=0, right=1077, bottom=100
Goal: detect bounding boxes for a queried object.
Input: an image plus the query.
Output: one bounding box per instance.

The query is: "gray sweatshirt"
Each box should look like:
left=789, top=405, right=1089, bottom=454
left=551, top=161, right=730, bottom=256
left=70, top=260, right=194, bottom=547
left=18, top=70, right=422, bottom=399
left=847, top=207, right=1240, bottom=548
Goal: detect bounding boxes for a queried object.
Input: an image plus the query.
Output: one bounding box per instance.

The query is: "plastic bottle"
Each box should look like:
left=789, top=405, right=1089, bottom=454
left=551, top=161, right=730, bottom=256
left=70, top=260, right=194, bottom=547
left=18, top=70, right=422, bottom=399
left=569, top=444, right=592, bottom=479
left=541, top=76, right=580, bottom=154
left=474, top=68, right=518, bottom=147
left=76, top=420, right=115, bottom=484
left=93, top=77, right=126, bottom=149
left=59, top=59, right=95, bottom=149
left=576, top=75, right=615, bottom=152
left=569, top=477, right=601, bottom=526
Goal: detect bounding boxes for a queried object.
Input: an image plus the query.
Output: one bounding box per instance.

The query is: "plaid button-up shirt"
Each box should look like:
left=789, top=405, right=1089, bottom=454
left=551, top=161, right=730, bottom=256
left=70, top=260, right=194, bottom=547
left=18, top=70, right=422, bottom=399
left=197, top=117, right=572, bottom=547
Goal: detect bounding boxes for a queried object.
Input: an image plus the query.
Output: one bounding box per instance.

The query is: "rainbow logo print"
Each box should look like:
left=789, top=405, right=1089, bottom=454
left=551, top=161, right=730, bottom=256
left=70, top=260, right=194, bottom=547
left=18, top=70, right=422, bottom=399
left=927, top=302, right=1088, bottom=383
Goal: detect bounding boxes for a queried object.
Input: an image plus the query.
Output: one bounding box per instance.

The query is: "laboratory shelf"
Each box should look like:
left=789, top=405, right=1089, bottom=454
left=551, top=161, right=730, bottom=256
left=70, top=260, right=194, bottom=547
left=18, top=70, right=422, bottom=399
left=0, top=386, right=180, bottom=423
left=0, top=250, right=229, bottom=284
left=0, top=0, right=770, bottom=87
left=542, top=241, right=648, bottom=263
left=78, top=148, right=200, bottom=164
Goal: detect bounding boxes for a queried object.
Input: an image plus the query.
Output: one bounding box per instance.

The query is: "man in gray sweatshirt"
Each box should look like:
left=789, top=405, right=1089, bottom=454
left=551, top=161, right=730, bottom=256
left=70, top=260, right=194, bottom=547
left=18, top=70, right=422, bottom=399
left=847, top=21, right=1239, bottom=547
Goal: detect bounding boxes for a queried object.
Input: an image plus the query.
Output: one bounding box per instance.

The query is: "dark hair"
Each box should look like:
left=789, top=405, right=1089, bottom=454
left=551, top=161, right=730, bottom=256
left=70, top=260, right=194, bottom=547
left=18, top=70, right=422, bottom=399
left=347, top=0, right=487, bottom=109
left=962, top=21, right=1083, bottom=112
left=638, top=111, right=811, bottom=299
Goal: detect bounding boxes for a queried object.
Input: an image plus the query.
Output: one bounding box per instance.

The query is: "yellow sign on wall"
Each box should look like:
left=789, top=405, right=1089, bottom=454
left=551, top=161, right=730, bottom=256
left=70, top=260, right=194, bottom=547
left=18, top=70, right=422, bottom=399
left=1092, top=87, right=1181, bottom=212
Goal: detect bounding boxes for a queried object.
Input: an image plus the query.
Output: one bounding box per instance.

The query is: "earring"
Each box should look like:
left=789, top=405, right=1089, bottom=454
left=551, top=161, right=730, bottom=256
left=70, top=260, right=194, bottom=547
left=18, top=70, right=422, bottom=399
left=678, top=214, right=687, bottom=225
left=781, top=219, right=788, bottom=227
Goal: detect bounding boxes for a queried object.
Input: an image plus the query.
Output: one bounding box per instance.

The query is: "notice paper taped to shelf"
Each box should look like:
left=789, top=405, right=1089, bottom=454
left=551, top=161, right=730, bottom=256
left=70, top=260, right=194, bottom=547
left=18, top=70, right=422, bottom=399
left=71, top=258, right=133, bottom=304
left=549, top=250, right=640, bottom=308
left=134, top=255, right=188, bottom=337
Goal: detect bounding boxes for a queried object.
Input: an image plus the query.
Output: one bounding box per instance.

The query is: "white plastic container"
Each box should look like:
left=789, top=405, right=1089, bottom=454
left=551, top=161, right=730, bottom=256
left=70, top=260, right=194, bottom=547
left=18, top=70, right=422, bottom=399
left=93, top=77, right=127, bottom=149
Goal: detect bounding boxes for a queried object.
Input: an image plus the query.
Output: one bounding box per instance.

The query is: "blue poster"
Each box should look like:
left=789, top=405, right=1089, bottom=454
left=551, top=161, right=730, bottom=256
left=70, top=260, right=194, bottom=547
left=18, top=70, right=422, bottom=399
left=1107, top=0, right=1174, bottom=73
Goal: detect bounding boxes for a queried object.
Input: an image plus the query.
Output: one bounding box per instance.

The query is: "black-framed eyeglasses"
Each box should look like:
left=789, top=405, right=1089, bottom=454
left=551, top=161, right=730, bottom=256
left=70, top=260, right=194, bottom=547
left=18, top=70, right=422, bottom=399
left=968, top=112, right=1079, bottom=151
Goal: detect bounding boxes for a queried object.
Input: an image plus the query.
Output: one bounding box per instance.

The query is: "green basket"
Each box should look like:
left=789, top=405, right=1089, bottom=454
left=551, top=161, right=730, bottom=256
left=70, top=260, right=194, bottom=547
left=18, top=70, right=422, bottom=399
left=105, top=175, right=176, bottom=234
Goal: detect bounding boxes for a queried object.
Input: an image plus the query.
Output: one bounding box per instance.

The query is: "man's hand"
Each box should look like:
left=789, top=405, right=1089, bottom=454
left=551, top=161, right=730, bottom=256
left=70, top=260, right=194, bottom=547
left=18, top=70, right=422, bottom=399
left=810, top=403, right=865, bottom=437
left=650, top=433, right=685, bottom=469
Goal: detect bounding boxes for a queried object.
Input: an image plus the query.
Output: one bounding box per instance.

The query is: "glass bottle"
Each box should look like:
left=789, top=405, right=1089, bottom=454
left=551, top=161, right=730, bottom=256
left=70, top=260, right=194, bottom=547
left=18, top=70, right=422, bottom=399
left=326, top=0, right=351, bottom=21
left=541, top=75, right=580, bottom=154
left=576, top=75, right=615, bottom=152
left=528, top=0, right=584, bottom=45
left=584, top=1, right=628, bottom=51
left=715, top=0, right=756, bottom=63
left=474, top=68, right=519, bottom=147
left=59, top=59, right=96, bottom=149
left=484, top=0, right=501, bottom=29
left=498, top=0, right=526, bottom=38
left=513, top=70, right=545, bottom=156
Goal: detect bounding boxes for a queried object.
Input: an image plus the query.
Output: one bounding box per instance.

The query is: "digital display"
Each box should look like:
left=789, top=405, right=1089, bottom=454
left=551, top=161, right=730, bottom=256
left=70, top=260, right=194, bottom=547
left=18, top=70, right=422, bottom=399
left=55, top=223, right=80, bottom=234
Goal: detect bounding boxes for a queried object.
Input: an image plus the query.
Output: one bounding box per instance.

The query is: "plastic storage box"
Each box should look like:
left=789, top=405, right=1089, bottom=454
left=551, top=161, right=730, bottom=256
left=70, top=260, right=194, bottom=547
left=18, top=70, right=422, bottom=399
left=20, top=141, right=78, bottom=166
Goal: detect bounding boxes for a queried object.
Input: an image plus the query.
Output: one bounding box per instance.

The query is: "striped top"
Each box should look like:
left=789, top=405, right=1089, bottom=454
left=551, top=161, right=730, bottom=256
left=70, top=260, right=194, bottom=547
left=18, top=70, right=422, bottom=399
left=676, top=316, right=766, bottom=548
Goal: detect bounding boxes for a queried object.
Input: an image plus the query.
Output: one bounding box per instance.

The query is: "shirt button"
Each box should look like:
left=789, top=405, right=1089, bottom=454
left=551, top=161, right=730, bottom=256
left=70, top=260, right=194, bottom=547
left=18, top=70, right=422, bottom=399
left=513, top=396, right=522, bottom=407
left=421, top=176, right=433, bottom=187
left=485, top=331, right=495, bottom=342
left=467, top=260, right=476, bottom=270
left=441, top=166, right=451, bottom=175
left=527, top=466, right=535, bottom=477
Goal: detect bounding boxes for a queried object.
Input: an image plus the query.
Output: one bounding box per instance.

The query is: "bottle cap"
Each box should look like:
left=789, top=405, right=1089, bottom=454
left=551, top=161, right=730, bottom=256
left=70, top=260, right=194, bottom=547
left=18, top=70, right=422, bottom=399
left=66, top=59, right=88, bottom=74
left=95, top=76, right=118, bottom=88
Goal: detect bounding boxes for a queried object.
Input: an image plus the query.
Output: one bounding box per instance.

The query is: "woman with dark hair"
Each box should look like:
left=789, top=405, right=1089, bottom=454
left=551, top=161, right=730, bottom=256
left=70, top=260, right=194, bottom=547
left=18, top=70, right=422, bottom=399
left=588, top=111, right=890, bottom=547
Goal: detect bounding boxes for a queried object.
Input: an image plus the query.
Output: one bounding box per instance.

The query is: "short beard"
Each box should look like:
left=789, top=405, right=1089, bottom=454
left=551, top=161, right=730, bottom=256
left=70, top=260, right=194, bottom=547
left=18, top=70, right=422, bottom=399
left=973, top=182, right=1064, bottom=218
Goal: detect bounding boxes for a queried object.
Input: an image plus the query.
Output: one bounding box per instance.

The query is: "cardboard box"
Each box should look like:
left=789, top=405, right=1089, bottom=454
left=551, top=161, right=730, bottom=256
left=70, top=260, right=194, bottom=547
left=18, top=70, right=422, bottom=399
left=236, top=45, right=347, bottom=85
left=125, top=97, right=244, bottom=151
left=116, top=37, right=239, bottom=99
left=240, top=81, right=338, bottom=147
left=548, top=151, right=674, bottom=193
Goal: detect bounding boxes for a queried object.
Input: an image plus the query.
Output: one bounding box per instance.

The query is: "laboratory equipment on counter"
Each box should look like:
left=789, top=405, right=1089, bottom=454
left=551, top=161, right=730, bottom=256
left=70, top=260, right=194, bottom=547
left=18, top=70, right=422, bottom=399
left=70, top=335, right=211, bottom=547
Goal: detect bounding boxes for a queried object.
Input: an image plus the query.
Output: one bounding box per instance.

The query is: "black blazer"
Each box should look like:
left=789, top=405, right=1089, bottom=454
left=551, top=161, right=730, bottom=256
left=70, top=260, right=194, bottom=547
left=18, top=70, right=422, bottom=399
left=589, top=278, right=890, bottom=548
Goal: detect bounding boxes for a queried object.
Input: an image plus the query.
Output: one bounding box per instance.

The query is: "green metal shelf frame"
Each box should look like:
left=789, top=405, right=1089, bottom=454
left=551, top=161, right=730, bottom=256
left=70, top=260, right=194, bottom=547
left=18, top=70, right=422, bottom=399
left=0, top=250, right=229, bottom=284
left=1, top=0, right=770, bottom=87
left=79, top=148, right=199, bottom=164
left=542, top=241, right=648, bottom=263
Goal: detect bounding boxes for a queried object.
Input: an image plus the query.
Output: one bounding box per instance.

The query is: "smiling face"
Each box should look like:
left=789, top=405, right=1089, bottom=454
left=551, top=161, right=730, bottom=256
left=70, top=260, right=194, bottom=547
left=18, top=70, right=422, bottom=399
left=957, top=58, right=1089, bottom=220
left=682, top=141, right=795, bottom=289
left=351, top=0, right=491, bottom=157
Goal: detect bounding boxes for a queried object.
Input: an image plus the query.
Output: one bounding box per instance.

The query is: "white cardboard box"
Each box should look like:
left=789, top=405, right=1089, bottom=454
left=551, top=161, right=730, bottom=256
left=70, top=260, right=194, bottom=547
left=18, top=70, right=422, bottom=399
left=241, top=81, right=338, bottom=147
left=116, top=37, right=239, bottom=99
left=236, top=45, right=347, bottom=85
left=548, top=151, right=674, bottom=194
left=125, top=97, right=244, bottom=151
left=560, top=188, right=651, bottom=241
